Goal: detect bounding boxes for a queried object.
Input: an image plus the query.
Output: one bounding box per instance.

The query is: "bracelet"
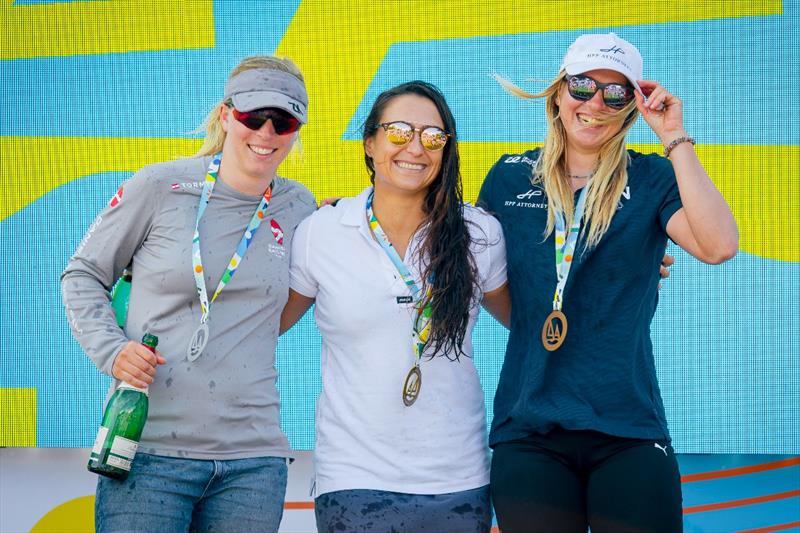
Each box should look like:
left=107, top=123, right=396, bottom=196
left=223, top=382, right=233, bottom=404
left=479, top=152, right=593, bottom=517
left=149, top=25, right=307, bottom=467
left=663, top=136, right=695, bottom=158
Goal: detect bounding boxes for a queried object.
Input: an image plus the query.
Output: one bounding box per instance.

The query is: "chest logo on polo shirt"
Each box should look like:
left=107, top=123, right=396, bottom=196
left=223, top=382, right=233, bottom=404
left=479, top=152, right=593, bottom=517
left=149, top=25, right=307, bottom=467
left=269, top=219, right=284, bottom=245
left=504, top=184, right=632, bottom=211
left=505, top=182, right=547, bottom=210
left=267, top=219, right=286, bottom=259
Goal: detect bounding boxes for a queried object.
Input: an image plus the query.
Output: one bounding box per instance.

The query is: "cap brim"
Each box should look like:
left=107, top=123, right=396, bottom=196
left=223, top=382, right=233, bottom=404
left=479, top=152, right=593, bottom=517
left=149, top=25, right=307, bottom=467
left=563, top=61, right=642, bottom=95
left=231, top=91, right=308, bottom=123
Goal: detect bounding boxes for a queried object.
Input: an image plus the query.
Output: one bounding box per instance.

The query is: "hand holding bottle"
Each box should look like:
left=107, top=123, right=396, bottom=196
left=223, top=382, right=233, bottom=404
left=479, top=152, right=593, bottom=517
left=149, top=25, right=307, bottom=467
left=112, top=340, right=166, bottom=388
left=90, top=333, right=158, bottom=479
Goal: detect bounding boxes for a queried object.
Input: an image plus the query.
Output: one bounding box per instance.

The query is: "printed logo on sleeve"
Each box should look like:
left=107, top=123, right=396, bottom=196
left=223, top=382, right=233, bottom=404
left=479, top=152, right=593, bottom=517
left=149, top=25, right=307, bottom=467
left=74, top=215, right=103, bottom=255
left=108, top=186, right=124, bottom=208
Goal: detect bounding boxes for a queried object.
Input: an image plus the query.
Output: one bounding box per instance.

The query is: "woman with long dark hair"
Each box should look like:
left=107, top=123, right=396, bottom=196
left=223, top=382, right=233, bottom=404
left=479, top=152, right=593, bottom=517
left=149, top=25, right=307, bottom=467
left=281, top=80, right=510, bottom=532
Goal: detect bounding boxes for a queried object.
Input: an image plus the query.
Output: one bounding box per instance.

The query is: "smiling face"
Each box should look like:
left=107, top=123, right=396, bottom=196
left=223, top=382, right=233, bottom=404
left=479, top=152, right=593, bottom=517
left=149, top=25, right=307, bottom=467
left=219, top=103, right=297, bottom=183
left=364, top=94, right=444, bottom=200
left=557, top=68, right=630, bottom=156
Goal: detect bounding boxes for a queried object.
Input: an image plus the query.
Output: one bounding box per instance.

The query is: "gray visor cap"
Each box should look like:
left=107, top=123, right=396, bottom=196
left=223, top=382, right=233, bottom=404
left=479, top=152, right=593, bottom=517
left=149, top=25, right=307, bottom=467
left=224, top=69, right=308, bottom=124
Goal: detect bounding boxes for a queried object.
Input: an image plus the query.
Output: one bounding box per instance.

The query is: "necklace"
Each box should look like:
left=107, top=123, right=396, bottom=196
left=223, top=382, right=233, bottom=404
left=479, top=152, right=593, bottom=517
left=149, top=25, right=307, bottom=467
left=567, top=170, right=596, bottom=180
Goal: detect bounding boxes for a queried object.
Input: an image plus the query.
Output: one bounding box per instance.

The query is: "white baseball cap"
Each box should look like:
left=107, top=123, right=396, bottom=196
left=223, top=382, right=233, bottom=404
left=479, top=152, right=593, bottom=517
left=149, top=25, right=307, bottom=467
left=560, top=33, right=643, bottom=94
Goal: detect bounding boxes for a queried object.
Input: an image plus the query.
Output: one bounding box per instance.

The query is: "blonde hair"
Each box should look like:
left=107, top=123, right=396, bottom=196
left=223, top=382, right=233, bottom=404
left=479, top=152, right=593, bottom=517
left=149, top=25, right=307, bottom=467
left=195, top=56, right=305, bottom=157
left=494, top=71, right=639, bottom=249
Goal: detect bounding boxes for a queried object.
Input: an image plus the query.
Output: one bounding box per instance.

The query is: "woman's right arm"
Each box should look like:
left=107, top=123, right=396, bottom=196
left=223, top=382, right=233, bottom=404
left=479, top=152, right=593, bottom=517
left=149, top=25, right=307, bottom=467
left=61, top=167, right=162, bottom=382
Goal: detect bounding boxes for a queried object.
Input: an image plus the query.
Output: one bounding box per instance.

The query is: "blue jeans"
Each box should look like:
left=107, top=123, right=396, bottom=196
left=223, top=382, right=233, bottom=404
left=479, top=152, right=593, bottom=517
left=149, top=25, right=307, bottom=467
left=95, top=453, right=288, bottom=533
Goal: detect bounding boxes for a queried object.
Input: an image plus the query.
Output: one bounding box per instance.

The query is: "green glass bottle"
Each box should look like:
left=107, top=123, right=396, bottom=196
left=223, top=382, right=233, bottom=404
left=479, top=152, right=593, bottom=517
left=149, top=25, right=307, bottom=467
left=110, top=267, right=133, bottom=328
left=87, top=333, right=157, bottom=480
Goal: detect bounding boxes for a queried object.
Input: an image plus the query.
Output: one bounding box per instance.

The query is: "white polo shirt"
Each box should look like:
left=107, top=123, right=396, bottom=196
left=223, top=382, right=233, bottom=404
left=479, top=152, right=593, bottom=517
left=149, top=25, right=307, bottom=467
left=290, top=186, right=507, bottom=496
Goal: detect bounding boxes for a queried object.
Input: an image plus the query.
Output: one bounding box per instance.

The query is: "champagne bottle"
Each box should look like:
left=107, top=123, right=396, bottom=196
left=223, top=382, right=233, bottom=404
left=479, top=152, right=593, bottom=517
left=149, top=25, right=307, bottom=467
left=87, top=333, right=157, bottom=480
left=110, top=267, right=133, bottom=328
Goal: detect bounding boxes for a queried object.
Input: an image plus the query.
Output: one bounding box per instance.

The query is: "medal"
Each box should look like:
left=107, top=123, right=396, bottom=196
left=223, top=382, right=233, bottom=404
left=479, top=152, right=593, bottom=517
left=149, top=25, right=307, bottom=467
left=186, top=322, right=209, bottom=362
left=541, top=310, right=567, bottom=352
left=402, top=365, right=422, bottom=406
left=366, top=191, right=433, bottom=406
left=188, top=154, right=273, bottom=362
left=543, top=184, right=588, bottom=351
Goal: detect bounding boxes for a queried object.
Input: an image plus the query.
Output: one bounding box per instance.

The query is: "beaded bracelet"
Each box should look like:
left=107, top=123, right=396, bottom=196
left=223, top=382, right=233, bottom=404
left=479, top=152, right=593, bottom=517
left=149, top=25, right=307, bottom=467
left=664, top=136, right=695, bottom=158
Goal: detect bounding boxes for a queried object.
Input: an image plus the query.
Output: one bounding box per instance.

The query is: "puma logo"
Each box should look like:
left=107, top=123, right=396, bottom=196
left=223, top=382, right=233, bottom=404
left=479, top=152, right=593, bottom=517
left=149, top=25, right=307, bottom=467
left=654, top=443, right=669, bottom=456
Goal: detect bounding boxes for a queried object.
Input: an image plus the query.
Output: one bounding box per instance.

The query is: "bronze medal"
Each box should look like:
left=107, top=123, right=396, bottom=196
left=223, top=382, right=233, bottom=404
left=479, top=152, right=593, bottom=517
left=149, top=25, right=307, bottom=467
left=541, top=310, right=567, bottom=351
left=402, top=365, right=422, bottom=406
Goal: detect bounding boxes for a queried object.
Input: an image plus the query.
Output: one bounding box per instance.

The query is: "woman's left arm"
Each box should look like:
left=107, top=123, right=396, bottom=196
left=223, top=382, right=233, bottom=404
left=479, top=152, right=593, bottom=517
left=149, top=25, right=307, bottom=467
left=279, top=289, right=315, bottom=335
left=636, top=80, right=739, bottom=265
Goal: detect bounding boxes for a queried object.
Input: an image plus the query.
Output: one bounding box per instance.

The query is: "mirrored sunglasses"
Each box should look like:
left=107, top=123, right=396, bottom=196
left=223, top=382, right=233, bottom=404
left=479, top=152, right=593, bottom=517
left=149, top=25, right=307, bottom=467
left=379, top=121, right=451, bottom=151
left=566, top=75, right=635, bottom=109
left=227, top=103, right=301, bottom=135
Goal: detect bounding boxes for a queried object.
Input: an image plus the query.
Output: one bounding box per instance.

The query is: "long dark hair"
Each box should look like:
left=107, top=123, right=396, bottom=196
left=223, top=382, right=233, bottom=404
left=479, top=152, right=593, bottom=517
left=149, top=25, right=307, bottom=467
left=363, top=81, right=478, bottom=361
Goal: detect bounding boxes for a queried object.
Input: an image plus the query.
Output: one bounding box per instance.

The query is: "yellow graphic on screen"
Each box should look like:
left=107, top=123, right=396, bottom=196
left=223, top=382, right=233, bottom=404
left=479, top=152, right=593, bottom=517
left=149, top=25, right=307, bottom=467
left=0, top=388, right=36, bottom=446
left=0, top=0, right=795, bottom=474
left=1, top=0, right=214, bottom=59
left=276, top=0, right=795, bottom=262
left=0, top=0, right=793, bottom=261
left=0, top=136, right=200, bottom=220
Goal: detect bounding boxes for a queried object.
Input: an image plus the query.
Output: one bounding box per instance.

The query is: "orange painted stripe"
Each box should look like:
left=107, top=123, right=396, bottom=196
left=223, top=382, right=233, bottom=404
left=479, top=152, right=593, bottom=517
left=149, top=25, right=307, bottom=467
left=737, top=521, right=800, bottom=533
left=684, top=489, right=800, bottom=514
left=284, top=501, right=315, bottom=510
left=682, top=457, right=800, bottom=483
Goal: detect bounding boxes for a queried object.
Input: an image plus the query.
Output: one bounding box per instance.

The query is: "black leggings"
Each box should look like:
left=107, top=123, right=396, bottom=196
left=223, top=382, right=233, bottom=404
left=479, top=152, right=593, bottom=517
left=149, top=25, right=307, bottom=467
left=490, top=428, right=683, bottom=533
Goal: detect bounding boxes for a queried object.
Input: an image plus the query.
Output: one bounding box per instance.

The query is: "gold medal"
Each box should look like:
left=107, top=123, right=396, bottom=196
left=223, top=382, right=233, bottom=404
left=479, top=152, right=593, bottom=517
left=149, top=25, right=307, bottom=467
left=541, top=310, right=567, bottom=351
left=402, top=365, right=422, bottom=406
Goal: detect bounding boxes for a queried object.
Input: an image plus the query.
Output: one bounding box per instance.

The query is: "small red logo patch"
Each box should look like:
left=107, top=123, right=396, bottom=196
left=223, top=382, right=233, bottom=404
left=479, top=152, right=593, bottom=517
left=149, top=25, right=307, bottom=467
left=270, top=219, right=284, bottom=245
left=108, top=186, right=124, bottom=208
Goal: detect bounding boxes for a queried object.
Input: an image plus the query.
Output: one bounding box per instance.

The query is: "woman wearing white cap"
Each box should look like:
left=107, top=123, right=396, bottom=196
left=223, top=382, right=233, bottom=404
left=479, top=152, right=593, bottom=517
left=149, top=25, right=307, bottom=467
left=478, top=33, right=738, bottom=531
left=62, top=56, right=315, bottom=532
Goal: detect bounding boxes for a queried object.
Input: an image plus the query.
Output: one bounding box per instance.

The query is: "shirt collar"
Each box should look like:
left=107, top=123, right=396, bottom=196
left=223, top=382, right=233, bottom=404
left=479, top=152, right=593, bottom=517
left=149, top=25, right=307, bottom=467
left=339, top=186, right=374, bottom=228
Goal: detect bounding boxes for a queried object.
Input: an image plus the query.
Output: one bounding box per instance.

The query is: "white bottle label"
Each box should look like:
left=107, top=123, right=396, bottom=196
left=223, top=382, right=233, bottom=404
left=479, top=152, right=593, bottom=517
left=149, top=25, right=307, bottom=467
left=90, top=426, right=109, bottom=458
left=117, top=382, right=149, bottom=395
left=106, top=455, right=132, bottom=471
left=110, top=435, right=139, bottom=460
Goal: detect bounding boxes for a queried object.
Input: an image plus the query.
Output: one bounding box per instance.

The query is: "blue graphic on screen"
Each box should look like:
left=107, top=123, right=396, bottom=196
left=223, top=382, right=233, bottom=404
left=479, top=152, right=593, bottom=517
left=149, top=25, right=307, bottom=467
left=0, top=1, right=797, bottom=453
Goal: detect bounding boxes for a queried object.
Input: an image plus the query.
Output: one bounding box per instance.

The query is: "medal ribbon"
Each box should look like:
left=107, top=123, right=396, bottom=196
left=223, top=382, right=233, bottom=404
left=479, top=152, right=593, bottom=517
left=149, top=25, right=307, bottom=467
left=552, top=186, right=588, bottom=311
left=191, top=154, right=273, bottom=324
left=366, top=191, right=433, bottom=361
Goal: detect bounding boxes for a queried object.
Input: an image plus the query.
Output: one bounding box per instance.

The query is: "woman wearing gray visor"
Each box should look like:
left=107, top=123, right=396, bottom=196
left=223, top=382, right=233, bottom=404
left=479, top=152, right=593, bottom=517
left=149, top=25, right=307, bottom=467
left=62, top=56, right=315, bottom=532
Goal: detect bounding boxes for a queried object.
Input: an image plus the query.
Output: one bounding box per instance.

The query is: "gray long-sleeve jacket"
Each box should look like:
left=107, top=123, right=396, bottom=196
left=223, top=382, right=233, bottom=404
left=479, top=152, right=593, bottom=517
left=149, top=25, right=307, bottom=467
left=62, top=155, right=315, bottom=459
